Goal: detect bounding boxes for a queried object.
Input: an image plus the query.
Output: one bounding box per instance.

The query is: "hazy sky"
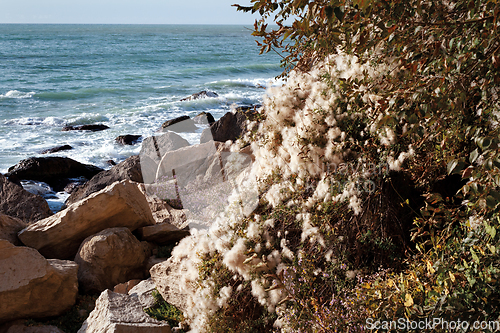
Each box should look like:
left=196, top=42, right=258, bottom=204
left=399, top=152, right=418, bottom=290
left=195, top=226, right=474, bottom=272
left=0, top=0, right=258, bottom=24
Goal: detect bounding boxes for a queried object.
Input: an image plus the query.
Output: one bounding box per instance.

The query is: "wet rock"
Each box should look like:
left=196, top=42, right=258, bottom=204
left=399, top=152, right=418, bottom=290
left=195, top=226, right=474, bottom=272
left=200, top=111, right=248, bottom=144
left=62, top=124, right=109, bottom=132
left=18, top=180, right=155, bottom=259
left=0, top=240, right=78, bottom=324
left=115, top=135, right=142, bottom=146
left=160, top=116, right=197, bottom=133
left=40, top=144, right=73, bottom=154
left=75, top=228, right=152, bottom=294
left=179, top=90, right=218, bottom=102
left=0, top=174, right=52, bottom=223
left=5, top=157, right=103, bottom=192
left=65, top=155, right=143, bottom=206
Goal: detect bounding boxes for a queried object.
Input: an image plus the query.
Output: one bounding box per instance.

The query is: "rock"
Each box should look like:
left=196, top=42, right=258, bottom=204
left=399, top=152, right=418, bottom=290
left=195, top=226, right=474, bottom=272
left=106, top=160, right=117, bottom=166
left=160, top=116, right=197, bottom=133
left=2, top=323, right=65, bottom=333
left=77, top=290, right=171, bottom=333
left=0, top=174, right=52, bottom=223
left=192, top=112, right=215, bottom=125
left=63, top=177, right=88, bottom=194
left=113, top=279, right=142, bottom=294
left=144, top=196, right=187, bottom=227
left=75, top=228, right=152, bottom=294
left=115, top=135, right=142, bottom=146
left=5, top=157, right=103, bottom=192
left=18, top=180, right=156, bottom=259
left=179, top=90, right=218, bottom=102
left=0, top=214, right=27, bottom=246
left=150, top=257, right=191, bottom=313
left=138, top=223, right=190, bottom=246
left=200, top=111, right=248, bottom=144
left=0, top=240, right=78, bottom=324
left=128, top=278, right=157, bottom=309
left=65, top=155, right=143, bottom=206
left=139, top=132, right=190, bottom=184
left=62, top=124, right=109, bottom=132
left=40, top=144, right=73, bottom=154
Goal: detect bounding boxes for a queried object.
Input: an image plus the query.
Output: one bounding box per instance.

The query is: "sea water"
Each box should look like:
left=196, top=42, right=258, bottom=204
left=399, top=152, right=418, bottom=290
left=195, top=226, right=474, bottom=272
left=0, top=24, right=283, bottom=174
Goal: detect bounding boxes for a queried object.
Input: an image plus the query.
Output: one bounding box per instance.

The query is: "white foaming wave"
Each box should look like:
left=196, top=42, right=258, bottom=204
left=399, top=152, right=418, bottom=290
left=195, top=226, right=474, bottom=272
left=0, top=90, right=36, bottom=99
left=3, top=116, right=65, bottom=126
left=208, top=77, right=284, bottom=88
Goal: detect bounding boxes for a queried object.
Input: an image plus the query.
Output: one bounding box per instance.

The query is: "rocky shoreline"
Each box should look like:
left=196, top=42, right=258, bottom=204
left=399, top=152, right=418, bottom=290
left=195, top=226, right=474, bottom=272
left=0, top=106, right=257, bottom=333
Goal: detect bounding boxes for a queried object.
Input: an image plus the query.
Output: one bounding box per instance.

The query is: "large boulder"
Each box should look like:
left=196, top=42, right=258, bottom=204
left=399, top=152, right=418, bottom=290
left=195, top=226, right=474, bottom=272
left=160, top=116, right=197, bottom=133
left=18, top=180, right=156, bottom=259
left=78, top=290, right=171, bottom=333
left=0, top=174, right=52, bottom=223
left=0, top=214, right=27, bottom=246
left=139, top=132, right=190, bottom=184
left=192, top=111, right=215, bottom=125
left=5, top=157, right=103, bottom=192
left=128, top=279, right=157, bottom=309
left=75, top=228, right=152, bottom=294
left=65, top=155, right=143, bottom=206
left=200, top=111, right=248, bottom=144
left=138, top=223, right=189, bottom=246
left=0, top=240, right=78, bottom=323
left=144, top=196, right=187, bottom=227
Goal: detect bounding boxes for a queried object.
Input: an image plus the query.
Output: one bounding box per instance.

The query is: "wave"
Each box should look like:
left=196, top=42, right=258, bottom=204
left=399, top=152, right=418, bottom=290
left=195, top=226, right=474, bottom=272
left=207, top=77, right=284, bottom=89
left=0, top=90, right=35, bottom=99
left=3, top=116, right=65, bottom=126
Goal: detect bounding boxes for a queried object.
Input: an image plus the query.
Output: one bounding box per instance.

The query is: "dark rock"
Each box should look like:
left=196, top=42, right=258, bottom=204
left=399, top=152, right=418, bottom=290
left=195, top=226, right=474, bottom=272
left=106, top=159, right=117, bottom=166
left=40, top=145, right=73, bottom=154
left=0, top=174, right=52, bottom=223
left=200, top=111, right=248, bottom=144
left=65, top=155, right=143, bottom=206
left=5, top=157, right=103, bottom=192
left=193, top=111, right=215, bottom=125
left=234, top=104, right=262, bottom=114
left=160, top=115, right=197, bottom=133
left=63, top=177, right=88, bottom=194
left=115, top=135, right=142, bottom=146
left=62, top=124, right=109, bottom=132
left=180, top=90, right=218, bottom=102
left=139, top=132, right=190, bottom=184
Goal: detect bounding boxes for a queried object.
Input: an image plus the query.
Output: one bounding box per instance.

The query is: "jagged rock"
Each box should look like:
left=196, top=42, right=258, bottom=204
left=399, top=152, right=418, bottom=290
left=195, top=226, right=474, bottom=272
left=192, top=112, right=215, bottom=125
left=200, top=111, right=248, bottom=144
left=0, top=240, right=78, bottom=323
left=150, top=257, right=191, bottom=313
left=62, top=124, right=109, bottom=132
left=0, top=174, right=52, bottom=223
left=144, top=196, right=187, bottom=227
left=0, top=214, right=27, bottom=246
left=179, top=90, right=218, bottom=102
left=138, top=223, right=189, bottom=246
left=78, top=290, right=171, bottom=333
left=115, top=135, right=142, bottom=146
left=160, top=116, right=197, bottom=133
left=128, top=278, right=157, bottom=309
left=5, top=157, right=103, bottom=192
left=75, top=228, right=152, bottom=294
left=40, top=144, right=73, bottom=154
left=139, top=132, right=190, bottom=184
left=65, top=155, right=143, bottom=206
left=18, top=180, right=155, bottom=259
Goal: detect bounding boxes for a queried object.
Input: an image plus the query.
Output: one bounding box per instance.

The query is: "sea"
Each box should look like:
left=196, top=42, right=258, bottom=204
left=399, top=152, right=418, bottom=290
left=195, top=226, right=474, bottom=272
left=0, top=24, right=283, bottom=211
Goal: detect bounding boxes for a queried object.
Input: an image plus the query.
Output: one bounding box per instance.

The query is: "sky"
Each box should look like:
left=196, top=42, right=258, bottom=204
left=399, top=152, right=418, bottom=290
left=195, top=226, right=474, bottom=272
left=0, top=0, right=258, bottom=24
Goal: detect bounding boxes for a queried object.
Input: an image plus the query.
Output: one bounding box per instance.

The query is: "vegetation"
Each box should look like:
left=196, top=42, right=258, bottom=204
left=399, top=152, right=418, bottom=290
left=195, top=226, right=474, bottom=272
left=162, top=0, right=500, bottom=331
left=144, top=290, right=185, bottom=330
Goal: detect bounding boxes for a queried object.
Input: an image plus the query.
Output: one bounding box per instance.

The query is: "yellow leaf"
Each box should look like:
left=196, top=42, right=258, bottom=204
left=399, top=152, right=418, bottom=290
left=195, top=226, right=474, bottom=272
left=404, top=293, right=414, bottom=307
left=449, top=272, right=456, bottom=283
left=426, top=260, right=435, bottom=274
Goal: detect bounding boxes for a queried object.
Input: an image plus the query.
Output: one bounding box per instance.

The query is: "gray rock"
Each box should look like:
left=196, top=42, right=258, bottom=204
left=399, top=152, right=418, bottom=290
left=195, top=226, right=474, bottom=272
left=200, top=111, right=248, bottom=144
left=78, top=290, right=171, bottom=333
left=160, top=116, right=197, bottom=133
left=128, top=279, right=157, bottom=309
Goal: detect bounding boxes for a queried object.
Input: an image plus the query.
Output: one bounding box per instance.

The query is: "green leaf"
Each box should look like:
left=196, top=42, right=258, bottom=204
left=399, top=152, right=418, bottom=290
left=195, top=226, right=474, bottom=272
left=447, top=160, right=465, bottom=175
